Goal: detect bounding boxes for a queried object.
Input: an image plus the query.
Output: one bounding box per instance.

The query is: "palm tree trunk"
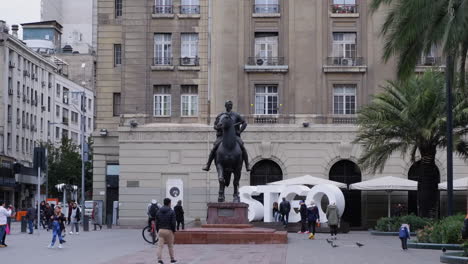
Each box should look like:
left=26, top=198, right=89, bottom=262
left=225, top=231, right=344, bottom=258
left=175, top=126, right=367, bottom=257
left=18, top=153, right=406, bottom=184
left=459, top=39, right=468, bottom=91
left=417, top=153, right=439, bottom=218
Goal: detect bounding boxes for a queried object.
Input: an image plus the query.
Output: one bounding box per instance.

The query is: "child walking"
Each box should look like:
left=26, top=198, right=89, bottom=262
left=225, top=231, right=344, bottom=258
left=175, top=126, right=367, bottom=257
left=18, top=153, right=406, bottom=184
left=398, top=223, right=410, bottom=250
left=48, top=206, right=66, bottom=249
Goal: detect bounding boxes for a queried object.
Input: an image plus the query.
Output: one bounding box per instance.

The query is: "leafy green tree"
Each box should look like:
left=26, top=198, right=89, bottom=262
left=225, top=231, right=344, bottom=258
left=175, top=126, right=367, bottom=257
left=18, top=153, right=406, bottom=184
left=370, top=0, right=468, bottom=87
left=354, top=72, right=468, bottom=217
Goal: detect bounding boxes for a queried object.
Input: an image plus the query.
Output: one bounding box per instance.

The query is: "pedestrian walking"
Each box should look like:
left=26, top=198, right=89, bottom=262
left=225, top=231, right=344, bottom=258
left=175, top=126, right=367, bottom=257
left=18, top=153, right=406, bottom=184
left=0, top=200, right=14, bottom=248
left=48, top=206, right=66, bottom=249
left=279, top=197, right=291, bottom=228
left=155, top=198, right=177, bottom=264
left=39, top=201, right=47, bottom=229
left=67, top=200, right=74, bottom=225
left=26, top=204, right=36, bottom=234
left=399, top=224, right=410, bottom=250
left=272, top=202, right=280, bottom=222
left=326, top=203, right=339, bottom=239
left=69, top=202, right=81, bottom=235
left=307, top=202, right=320, bottom=237
left=44, top=203, right=53, bottom=231
left=92, top=202, right=103, bottom=231
left=174, top=200, right=184, bottom=231
left=298, top=201, right=307, bottom=234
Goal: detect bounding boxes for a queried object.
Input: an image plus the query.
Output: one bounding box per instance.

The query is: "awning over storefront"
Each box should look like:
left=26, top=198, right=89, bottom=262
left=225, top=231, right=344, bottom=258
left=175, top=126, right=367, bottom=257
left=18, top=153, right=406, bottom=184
left=350, top=176, right=417, bottom=217
left=438, top=177, right=468, bottom=191
left=268, top=174, right=347, bottom=188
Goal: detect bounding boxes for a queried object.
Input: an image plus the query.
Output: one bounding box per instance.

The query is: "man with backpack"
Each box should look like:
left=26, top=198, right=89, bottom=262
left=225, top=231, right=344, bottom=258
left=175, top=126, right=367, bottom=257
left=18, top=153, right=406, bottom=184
left=279, top=197, right=291, bottom=228
left=147, top=199, right=160, bottom=228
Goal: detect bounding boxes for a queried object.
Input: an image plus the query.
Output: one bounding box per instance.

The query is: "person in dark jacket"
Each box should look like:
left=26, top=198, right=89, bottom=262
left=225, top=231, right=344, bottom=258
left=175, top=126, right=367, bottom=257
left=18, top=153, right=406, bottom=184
left=398, top=224, right=410, bottom=250
left=279, top=198, right=291, bottom=227
left=307, top=203, right=320, bottom=236
left=298, top=201, right=307, bottom=234
left=69, top=202, right=81, bottom=235
left=39, top=201, right=47, bottom=229
left=174, top=200, right=184, bottom=231
left=44, top=203, right=53, bottom=231
left=26, top=205, right=36, bottom=234
left=155, top=198, right=177, bottom=264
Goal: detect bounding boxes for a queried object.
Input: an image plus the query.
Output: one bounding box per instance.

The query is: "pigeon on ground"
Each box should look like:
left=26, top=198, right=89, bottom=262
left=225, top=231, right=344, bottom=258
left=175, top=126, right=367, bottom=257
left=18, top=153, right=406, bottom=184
left=356, top=242, right=364, bottom=248
left=331, top=242, right=338, bottom=248
left=442, top=247, right=447, bottom=252
left=326, top=238, right=332, bottom=244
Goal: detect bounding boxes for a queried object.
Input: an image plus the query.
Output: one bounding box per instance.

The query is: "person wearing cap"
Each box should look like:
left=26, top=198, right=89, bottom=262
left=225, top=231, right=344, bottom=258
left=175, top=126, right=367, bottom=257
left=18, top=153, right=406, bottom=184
left=298, top=200, right=308, bottom=234
left=147, top=199, right=160, bottom=228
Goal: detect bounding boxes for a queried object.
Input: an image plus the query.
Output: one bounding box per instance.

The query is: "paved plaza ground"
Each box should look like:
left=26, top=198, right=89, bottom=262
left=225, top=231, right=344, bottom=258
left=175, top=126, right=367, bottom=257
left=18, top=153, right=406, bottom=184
left=2, top=223, right=443, bottom=264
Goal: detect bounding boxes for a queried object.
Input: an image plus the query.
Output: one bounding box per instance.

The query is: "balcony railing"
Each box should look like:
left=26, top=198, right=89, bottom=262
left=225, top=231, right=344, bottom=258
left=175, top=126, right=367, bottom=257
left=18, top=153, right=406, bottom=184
left=327, top=57, right=364, bottom=66
left=247, top=115, right=295, bottom=125
left=247, top=57, right=285, bottom=66
left=180, top=5, right=200, bottom=14
left=253, top=4, right=280, bottom=13
left=180, top=57, right=199, bottom=66
left=331, top=4, right=358, bottom=14
left=62, top=117, right=69, bottom=125
left=416, top=57, right=442, bottom=66
left=154, top=57, right=173, bottom=66
left=154, top=5, right=173, bottom=14
left=312, top=115, right=357, bottom=124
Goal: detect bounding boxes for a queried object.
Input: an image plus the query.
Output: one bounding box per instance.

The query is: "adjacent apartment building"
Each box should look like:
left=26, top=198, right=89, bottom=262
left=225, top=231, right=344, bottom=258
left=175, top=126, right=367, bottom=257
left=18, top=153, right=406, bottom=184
left=93, top=0, right=462, bottom=228
left=0, top=21, right=94, bottom=209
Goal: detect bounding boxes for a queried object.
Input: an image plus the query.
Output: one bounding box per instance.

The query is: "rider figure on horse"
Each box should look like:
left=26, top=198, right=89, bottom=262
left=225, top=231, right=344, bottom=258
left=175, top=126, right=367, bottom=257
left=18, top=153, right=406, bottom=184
left=202, top=100, right=251, bottom=172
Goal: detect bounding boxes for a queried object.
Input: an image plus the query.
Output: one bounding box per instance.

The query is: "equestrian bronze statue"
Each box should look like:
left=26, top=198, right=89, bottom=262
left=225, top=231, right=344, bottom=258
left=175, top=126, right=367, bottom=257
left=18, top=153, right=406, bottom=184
left=203, top=101, right=250, bottom=202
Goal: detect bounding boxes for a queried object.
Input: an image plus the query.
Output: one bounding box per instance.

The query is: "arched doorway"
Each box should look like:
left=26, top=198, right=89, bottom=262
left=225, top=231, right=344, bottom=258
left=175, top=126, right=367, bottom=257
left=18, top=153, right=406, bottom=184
left=250, top=159, right=283, bottom=186
left=250, top=160, right=283, bottom=204
left=408, top=161, right=440, bottom=216
left=329, top=160, right=362, bottom=227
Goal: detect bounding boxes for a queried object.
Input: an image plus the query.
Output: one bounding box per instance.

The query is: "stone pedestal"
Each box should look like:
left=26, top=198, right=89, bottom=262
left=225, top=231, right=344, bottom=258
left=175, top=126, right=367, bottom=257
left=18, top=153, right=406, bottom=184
left=206, top=202, right=249, bottom=225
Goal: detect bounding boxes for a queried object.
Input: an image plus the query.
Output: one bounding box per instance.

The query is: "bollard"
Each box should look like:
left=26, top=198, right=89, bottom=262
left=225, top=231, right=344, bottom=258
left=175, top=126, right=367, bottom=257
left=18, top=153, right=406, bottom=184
left=83, top=215, right=89, bottom=231
left=21, top=216, right=27, bottom=233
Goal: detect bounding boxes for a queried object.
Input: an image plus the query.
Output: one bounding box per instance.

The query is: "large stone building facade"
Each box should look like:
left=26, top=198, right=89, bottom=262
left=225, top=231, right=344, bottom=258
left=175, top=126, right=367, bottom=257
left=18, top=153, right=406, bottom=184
left=93, top=0, right=463, bottom=227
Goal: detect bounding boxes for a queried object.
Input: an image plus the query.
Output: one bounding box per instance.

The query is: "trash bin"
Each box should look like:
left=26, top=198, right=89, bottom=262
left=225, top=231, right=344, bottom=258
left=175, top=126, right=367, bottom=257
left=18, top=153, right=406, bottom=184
left=83, top=215, right=89, bottom=231
left=21, top=216, right=27, bottom=233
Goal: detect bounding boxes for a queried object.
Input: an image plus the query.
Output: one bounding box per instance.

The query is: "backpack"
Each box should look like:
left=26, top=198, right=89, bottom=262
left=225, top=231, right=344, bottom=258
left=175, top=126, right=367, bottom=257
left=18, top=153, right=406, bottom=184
left=149, top=204, right=159, bottom=218
left=399, top=227, right=408, bottom=238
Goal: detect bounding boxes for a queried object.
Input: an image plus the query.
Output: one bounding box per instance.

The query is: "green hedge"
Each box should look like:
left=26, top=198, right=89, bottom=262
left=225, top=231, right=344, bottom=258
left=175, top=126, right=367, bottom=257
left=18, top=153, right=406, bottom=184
left=375, top=214, right=431, bottom=232
left=417, top=214, right=465, bottom=244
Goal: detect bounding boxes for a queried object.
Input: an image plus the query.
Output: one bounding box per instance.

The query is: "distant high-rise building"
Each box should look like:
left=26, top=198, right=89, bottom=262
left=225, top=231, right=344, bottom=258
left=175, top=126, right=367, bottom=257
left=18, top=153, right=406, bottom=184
left=41, top=0, right=97, bottom=54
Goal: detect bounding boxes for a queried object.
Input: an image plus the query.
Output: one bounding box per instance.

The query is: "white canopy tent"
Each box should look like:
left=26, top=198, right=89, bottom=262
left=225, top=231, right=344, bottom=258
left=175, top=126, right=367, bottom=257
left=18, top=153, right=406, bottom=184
left=439, top=177, right=468, bottom=191
left=268, top=174, right=347, bottom=189
left=349, top=176, right=418, bottom=217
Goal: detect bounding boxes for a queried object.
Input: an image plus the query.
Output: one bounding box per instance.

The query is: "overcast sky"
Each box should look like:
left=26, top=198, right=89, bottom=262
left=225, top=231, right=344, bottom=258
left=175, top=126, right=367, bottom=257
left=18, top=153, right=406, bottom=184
left=0, top=0, right=41, bottom=38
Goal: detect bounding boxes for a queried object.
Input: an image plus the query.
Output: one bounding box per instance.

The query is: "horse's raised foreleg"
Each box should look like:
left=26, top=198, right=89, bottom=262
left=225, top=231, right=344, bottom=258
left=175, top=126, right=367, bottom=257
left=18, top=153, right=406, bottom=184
left=232, top=169, right=241, bottom=203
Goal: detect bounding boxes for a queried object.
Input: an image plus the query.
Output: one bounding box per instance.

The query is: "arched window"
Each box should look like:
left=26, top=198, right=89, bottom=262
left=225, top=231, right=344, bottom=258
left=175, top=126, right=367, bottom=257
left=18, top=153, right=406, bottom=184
left=329, top=160, right=362, bottom=227
left=250, top=159, right=283, bottom=186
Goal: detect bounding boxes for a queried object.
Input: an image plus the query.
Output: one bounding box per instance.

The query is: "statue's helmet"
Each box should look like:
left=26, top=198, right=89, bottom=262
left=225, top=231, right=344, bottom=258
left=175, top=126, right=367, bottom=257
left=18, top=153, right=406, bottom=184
left=225, top=100, right=233, bottom=106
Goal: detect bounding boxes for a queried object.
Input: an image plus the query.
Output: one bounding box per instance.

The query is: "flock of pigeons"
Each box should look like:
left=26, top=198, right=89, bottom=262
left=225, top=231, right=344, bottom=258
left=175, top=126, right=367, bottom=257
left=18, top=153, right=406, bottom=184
left=325, top=238, right=364, bottom=248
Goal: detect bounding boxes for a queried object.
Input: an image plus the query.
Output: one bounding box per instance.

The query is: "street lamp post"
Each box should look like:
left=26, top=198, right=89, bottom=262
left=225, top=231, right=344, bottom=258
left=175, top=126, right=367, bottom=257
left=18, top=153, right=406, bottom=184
left=446, top=55, right=454, bottom=216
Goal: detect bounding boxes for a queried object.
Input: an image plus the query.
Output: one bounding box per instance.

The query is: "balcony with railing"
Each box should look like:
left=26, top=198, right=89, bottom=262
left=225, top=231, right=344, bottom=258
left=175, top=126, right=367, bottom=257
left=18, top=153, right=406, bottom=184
left=253, top=4, right=280, bottom=17
left=151, top=57, right=175, bottom=71
left=244, top=57, right=288, bottom=73
left=62, top=117, right=69, bottom=125
left=152, top=5, right=174, bottom=18
left=179, top=5, right=200, bottom=18
left=323, top=57, right=367, bottom=73
left=330, top=4, right=359, bottom=17
left=247, top=115, right=295, bottom=125
left=178, top=57, right=200, bottom=71
left=415, top=57, right=445, bottom=72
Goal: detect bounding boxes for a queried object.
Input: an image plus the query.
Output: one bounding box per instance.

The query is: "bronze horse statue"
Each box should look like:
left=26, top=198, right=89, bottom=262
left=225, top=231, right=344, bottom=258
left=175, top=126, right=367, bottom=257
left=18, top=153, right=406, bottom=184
left=215, top=113, right=243, bottom=203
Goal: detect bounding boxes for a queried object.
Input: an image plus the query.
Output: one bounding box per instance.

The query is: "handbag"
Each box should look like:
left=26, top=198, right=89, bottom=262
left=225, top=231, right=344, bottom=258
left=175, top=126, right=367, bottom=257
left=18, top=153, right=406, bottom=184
left=6, top=224, right=10, bottom=235
left=316, top=220, right=320, bottom=227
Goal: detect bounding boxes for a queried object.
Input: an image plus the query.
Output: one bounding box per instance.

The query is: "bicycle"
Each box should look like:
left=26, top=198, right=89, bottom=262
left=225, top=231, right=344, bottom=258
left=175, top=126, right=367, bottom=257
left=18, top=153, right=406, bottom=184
left=142, top=219, right=159, bottom=244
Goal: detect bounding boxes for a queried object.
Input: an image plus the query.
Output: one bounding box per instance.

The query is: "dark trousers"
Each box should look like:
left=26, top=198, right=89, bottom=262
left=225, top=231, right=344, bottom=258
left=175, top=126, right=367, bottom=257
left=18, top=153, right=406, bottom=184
left=400, top=238, right=408, bottom=249
left=329, top=225, right=338, bottom=236
left=281, top=213, right=289, bottom=226
left=308, top=221, right=316, bottom=235
left=300, top=219, right=307, bottom=232
left=28, top=220, right=34, bottom=234
left=176, top=219, right=184, bottom=230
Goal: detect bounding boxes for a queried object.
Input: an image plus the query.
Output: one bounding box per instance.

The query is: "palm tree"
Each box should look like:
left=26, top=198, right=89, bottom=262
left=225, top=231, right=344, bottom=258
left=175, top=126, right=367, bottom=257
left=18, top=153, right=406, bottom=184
left=354, top=72, right=468, bottom=217
left=370, top=0, right=468, bottom=87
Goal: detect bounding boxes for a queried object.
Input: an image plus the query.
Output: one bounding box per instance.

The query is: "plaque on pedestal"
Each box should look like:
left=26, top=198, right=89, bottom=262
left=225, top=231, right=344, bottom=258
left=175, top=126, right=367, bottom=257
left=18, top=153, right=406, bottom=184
left=206, top=202, right=249, bottom=225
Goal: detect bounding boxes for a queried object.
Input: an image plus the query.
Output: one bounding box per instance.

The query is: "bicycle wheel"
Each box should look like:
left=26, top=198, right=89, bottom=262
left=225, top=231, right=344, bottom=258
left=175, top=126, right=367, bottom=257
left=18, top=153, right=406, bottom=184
left=142, top=226, right=154, bottom=244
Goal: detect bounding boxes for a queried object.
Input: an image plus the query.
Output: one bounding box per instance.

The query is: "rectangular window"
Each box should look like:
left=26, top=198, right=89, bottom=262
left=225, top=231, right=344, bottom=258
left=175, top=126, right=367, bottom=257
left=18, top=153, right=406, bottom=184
left=56, top=127, right=60, bottom=140
left=56, top=105, right=60, bottom=118
left=155, top=0, right=173, bottom=14
left=332, top=32, right=357, bottom=58
left=181, top=0, right=200, bottom=14
left=88, top=118, right=92, bottom=131
left=254, top=32, right=278, bottom=65
left=255, top=85, right=278, bottom=115
left=115, top=0, right=123, bottom=17
left=62, top=129, right=69, bottom=139
left=16, top=136, right=19, bottom=151
left=48, top=96, right=51, bottom=112
left=254, top=0, right=279, bottom=13
left=62, top=108, right=69, bottom=124
left=113, top=93, right=121, bottom=116
left=333, top=84, right=357, bottom=115
left=71, top=111, right=79, bottom=124
left=114, top=44, right=122, bottom=66
left=7, top=133, right=11, bottom=149
left=153, top=86, right=171, bottom=116
left=71, top=132, right=79, bottom=145
left=181, top=33, right=199, bottom=65
left=88, top=99, right=92, bottom=110
left=56, top=84, right=61, bottom=97
left=25, top=140, right=29, bottom=153
left=181, top=85, right=198, bottom=117
left=154, top=34, right=172, bottom=65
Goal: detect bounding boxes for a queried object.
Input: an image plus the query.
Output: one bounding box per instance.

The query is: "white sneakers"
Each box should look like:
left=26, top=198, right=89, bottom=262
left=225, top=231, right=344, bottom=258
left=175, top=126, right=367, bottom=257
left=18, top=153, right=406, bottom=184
left=69, top=231, right=73, bottom=235
left=48, top=244, right=64, bottom=249
left=48, top=244, right=53, bottom=249
left=58, top=244, right=63, bottom=249
left=75, top=232, right=79, bottom=235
